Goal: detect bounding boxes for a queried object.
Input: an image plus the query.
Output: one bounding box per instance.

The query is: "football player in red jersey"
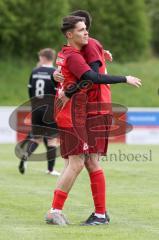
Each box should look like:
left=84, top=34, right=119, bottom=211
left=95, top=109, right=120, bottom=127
left=45, top=15, right=141, bottom=226
left=71, top=10, right=113, bottom=225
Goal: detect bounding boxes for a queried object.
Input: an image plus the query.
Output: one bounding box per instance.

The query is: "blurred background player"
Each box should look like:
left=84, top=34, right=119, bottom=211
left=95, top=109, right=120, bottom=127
left=18, top=48, right=60, bottom=176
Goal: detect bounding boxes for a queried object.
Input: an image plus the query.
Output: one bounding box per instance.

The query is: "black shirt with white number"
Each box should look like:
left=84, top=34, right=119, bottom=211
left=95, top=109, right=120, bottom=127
left=28, top=66, right=58, bottom=132
left=28, top=66, right=57, bottom=99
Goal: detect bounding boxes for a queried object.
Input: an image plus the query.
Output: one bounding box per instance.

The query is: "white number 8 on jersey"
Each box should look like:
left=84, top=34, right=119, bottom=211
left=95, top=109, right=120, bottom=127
left=35, top=79, right=45, bottom=98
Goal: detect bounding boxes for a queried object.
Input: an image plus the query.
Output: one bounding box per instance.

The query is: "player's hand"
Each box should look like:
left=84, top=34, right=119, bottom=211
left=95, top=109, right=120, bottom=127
left=126, top=76, right=142, bottom=88
left=104, top=50, right=113, bottom=62
left=58, top=89, right=65, bottom=99
left=60, top=95, right=69, bottom=108
left=53, top=70, right=64, bottom=83
left=57, top=90, right=69, bottom=108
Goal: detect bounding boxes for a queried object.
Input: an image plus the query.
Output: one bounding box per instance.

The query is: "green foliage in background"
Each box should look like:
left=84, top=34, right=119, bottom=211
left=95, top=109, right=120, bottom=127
left=0, top=0, right=69, bottom=57
left=0, top=0, right=152, bottom=61
left=145, top=0, right=159, bottom=55
left=70, top=0, right=150, bottom=62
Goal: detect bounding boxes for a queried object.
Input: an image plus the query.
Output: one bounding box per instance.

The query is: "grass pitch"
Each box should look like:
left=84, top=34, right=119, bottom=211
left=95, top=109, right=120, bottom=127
left=0, top=58, right=158, bottom=107
left=0, top=143, right=159, bottom=240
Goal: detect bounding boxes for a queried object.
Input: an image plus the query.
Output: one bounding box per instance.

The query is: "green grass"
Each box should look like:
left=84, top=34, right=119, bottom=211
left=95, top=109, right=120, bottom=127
left=108, top=58, right=159, bottom=107
left=0, top=59, right=33, bottom=106
left=0, top=58, right=158, bottom=106
left=0, top=143, right=159, bottom=240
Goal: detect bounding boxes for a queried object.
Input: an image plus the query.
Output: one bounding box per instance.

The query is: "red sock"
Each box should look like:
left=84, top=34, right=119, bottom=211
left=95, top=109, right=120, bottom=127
left=89, top=170, right=106, bottom=214
left=52, top=189, right=68, bottom=210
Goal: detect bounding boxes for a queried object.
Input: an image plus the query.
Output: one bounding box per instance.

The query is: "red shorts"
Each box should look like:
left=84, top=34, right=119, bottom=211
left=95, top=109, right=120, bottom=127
left=59, top=114, right=112, bottom=159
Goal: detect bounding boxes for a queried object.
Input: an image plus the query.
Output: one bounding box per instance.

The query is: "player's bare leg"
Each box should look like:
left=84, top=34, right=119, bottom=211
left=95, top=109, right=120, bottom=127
left=55, top=159, right=69, bottom=187
left=56, top=154, right=85, bottom=192
left=85, top=153, right=101, bottom=173
left=45, top=154, right=85, bottom=225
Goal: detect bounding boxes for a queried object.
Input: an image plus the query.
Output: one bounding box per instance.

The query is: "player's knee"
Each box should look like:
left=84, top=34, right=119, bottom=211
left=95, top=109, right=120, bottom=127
left=85, top=159, right=101, bottom=173
left=73, top=162, right=84, bottom=173
left=77, top=160, right=85, bottom=171
left=69, top=156, right=85, bottom=173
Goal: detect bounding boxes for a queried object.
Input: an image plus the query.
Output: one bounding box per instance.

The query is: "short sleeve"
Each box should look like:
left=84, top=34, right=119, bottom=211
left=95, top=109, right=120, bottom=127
left=82, top=38, right=103, bottom=64
left=67, top=52, right=91, bottom=79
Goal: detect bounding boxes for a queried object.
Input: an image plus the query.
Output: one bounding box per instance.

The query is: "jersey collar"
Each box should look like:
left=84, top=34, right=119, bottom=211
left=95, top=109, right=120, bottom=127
left=41, top=64, right=53, bottom=68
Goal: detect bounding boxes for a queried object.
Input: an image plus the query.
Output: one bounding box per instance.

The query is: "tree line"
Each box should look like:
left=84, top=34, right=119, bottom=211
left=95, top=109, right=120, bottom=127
left=0, top=0, right=158, bottom=62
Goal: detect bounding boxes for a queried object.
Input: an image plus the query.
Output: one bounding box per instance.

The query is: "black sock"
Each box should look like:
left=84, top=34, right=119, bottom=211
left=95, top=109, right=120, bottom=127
left=20, top=133, right=31, bottom=149
left=47, top=146, right=56, bottom=172
left=25, top=140, right=39, bottom=158
left=21, top=139, right=29, bottom=149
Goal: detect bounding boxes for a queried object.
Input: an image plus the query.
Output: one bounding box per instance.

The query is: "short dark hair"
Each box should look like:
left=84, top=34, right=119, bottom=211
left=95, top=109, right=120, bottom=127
left=61, top=15, right=86, bottom=35
left=70, top=10, right=92, bottom=30
left=38, top=48, right=56, bottom=61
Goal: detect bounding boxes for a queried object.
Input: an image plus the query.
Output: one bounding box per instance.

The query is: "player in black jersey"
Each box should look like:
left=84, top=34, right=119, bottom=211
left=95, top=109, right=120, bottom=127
left=18, top=48, right=60, bottom=176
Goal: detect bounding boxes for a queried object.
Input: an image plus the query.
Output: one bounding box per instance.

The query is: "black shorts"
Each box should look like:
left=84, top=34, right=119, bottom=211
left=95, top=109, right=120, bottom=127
left=31, top=108, right=58, bottom=138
